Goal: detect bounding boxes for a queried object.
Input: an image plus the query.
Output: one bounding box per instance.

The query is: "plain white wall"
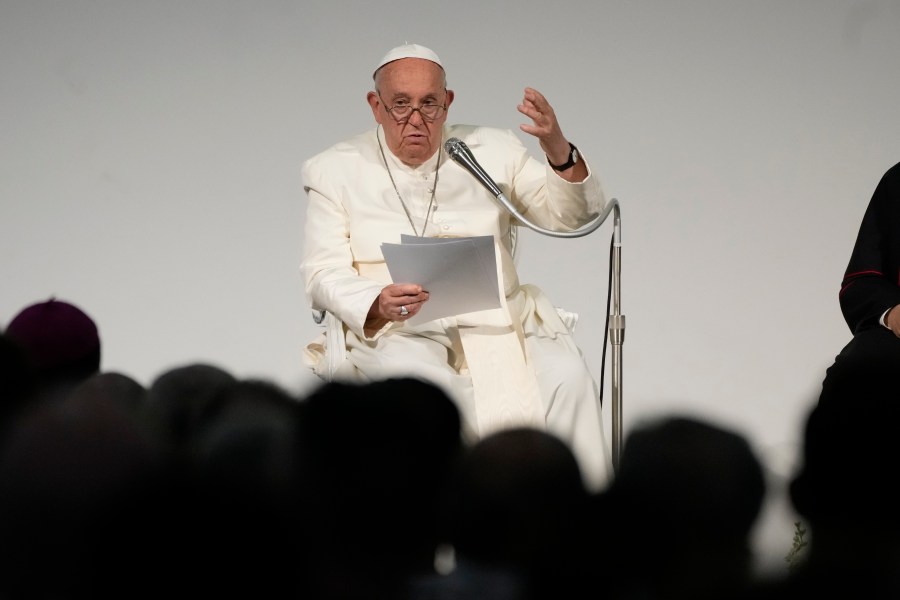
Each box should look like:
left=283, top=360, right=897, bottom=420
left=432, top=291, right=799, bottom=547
left=3, top=0, right=900, bottom=574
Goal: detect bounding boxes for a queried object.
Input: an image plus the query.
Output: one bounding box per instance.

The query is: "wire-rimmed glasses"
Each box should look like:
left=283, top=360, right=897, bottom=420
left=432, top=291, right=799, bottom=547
left=378, top=91, right=447, bottom=122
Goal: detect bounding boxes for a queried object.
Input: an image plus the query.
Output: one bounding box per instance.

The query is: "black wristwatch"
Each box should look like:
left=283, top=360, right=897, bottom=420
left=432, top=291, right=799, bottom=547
left=548, top=142, right=579, bottom=171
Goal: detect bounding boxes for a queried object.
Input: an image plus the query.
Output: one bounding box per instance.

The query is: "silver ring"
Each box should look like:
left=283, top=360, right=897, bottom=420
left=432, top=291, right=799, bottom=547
left=399, top=305, right=409, bottom=316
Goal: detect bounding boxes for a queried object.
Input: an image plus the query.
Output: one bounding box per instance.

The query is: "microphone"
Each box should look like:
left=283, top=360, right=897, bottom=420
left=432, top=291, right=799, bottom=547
left=444, top=136, right=618, bottom=239
left=444, top=137, right=505, bottom=200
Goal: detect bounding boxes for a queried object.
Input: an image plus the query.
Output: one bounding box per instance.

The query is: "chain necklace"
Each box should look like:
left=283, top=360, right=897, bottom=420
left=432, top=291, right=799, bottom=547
left=376, top=125, right=441, bottom=237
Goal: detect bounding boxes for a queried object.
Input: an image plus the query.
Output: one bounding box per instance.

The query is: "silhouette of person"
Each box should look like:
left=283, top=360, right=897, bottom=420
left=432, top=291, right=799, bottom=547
left=427, top=426, right=592, bottom=600
left=68, top=371, right=148, bottom=416
left=3, top=297, right=101, bottom=404
left=746, top=355, right=900, bottom=597
left=834, top=160, right=900, bottom=364
left=180, top=377, right=310, bottom=597
left=142, top=362, right=237, bottom=454
left=592, top=414, right=767, bottom=600
left=298, top=376, right=464, bottom=600
left=0, top=332, right=38, bottom=438
left=0, top=372, right=175, bottom=600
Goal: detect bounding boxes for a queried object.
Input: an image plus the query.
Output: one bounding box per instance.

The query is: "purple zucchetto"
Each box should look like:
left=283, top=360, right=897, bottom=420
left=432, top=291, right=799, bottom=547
left=4, top=297, right=101, bottom=379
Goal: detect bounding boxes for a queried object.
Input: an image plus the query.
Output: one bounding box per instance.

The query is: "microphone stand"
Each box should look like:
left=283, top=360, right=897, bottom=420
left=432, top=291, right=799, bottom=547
left=608, top=204, right=624, bottom=472
left=492, top=190, right=624, bottom=473
left=444, top=137, right=624, bottom=471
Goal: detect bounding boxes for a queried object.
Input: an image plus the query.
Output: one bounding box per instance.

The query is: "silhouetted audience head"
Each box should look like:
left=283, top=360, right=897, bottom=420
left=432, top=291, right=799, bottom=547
left=0, top=379, right=175, bottom=600
left=188, top=377, right=302, bottom=496
left=4, top=297, right=101, bottom=392
left=436, top=426, right=592, bottom=600
left=300, top=376, right=464, bottom=599
left=779, top=354, right=900, bottom=594
left=179, top=377, right=310, bottom=597
left=740, top=353, right=900, bottom=599
left=144, top=362, right=237, bottom=451
left=69, top=370, right=148, bottom=416
left=596, top=414, right=766, bottom=600
left=141, top=363, right=317, bottom=596
left=792, top=356, right=900, bottom=530
left=0, top=332, right=38, bottom=436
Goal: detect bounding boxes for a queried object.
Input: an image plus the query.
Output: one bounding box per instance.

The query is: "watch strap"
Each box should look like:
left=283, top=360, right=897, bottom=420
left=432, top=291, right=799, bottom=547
left=548, top=142, right=578, bottom=172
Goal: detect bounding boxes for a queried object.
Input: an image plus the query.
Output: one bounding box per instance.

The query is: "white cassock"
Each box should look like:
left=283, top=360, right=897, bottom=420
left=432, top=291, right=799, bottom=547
left=301, top=123, right=613, bottom=490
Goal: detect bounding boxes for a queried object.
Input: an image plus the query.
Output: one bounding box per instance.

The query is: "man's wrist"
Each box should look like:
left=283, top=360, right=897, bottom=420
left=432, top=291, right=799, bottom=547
left=547, top=142, right=579, bottom=172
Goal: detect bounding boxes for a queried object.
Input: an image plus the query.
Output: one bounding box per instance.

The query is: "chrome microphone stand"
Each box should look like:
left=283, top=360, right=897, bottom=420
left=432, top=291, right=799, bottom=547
left=608, top=205, right=624, bottom=472
left=443, top=137, right=625, bottom=471
left=489, top=191, right=624, bottom=473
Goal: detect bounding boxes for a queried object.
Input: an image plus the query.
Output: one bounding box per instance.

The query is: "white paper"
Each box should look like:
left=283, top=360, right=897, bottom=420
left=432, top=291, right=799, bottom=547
left=381, top=235, right=502, bottom=325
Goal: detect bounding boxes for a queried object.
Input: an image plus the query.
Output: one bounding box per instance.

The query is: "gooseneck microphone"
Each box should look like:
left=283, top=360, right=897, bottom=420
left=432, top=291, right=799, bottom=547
left=444, top=137, right=505, bottom=199
left=444, top=136, right=624, bottom=469
left=443, top=136, right=616, bottom=239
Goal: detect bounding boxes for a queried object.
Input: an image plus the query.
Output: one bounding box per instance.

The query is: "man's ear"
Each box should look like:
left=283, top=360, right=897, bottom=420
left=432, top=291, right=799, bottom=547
left=445, top=89, right=455, bottom=108
left=367, top=91, right=383, bottom=124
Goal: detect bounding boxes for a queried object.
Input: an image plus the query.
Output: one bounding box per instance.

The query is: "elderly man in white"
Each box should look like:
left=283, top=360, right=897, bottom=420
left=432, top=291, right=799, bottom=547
left=301, top=43, right=612, bottom=490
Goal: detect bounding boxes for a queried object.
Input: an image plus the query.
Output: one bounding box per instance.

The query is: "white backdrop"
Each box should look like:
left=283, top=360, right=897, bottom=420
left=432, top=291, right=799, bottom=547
left=3, top=0, right=899, bottom=574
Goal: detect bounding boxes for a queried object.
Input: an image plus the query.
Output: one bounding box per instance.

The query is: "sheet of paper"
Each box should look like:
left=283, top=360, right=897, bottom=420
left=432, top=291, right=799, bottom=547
left=381, top=235, right=502, bottom=325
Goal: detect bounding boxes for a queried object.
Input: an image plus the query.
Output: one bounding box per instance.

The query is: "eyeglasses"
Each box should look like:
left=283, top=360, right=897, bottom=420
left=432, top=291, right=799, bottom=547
left=378, top=91, right=447, bottom=123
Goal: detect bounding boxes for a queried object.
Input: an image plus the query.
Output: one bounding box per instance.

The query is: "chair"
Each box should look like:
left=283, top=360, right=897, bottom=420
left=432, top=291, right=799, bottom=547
left=305, top=309, right=358, bottom=382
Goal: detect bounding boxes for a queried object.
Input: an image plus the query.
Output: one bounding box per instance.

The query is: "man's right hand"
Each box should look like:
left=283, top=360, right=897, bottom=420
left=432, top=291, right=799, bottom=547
left=367, top=283, right=430, bottom=327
